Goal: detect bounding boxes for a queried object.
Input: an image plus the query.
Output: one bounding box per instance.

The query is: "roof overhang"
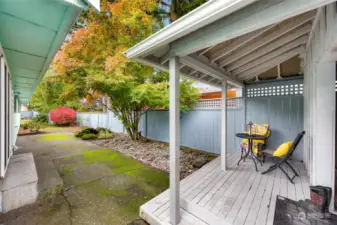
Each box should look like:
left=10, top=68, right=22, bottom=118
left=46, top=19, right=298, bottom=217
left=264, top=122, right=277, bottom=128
left=125, top=0, right=337, bottom=89
left=125, top=0, right=258, bottom=60
left=0, top=0, right=100, bottom=104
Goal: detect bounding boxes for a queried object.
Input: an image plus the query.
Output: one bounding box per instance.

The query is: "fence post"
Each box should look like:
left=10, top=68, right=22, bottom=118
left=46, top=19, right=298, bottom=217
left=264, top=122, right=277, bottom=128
left=221, top=80, right=227, bottom=171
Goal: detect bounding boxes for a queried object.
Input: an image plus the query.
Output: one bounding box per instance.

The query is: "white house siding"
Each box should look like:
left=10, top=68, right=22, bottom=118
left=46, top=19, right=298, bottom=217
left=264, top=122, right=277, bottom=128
left=303, top=3, right=337, bottom=210
left=0, top=48, right=18, bottom=178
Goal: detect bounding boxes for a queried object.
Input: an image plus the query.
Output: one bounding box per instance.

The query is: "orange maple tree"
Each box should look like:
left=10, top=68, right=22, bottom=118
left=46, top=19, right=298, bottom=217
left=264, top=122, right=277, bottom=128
left=52, top=0, right=200, bottom=140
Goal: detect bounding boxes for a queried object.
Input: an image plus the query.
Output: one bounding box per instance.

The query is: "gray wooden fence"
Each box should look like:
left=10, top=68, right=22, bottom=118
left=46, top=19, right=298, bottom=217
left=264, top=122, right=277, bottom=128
left=141, top=108, right=245, bottom=154
left=76, top=77, right=305, bottom=161
left=76, top=103, right=245, bottom=154
left=245, top=78, right=304, bottom=160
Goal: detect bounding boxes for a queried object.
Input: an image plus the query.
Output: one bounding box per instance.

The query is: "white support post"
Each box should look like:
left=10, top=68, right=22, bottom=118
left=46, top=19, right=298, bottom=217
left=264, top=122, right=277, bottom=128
left=0, top=54, right=5, bottom=178
left=312, top=62, right=335, bottom=188
left=169, top=56, right=180, bottom=225
left=221, top=80, right=227, bottom=171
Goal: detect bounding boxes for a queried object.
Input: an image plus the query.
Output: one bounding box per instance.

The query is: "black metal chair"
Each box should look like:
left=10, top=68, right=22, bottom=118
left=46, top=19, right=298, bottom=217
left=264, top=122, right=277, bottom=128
left=261, top=131, right=305, bottom=184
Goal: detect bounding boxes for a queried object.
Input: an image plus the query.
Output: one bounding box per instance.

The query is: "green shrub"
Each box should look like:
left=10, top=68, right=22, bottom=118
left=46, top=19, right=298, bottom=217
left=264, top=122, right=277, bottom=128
left=81, top=133, right=98, bottom=140
left=33, top=114, right=49, bottom=123
left=22, top=123, right=29, bottom=130
left=96, top=127, right=112, bottom=133
left=98, top=132, right=113, bottom=139
left=75, top=128, right=100, bottom=138
left=27, top=121, right=46, bottom=133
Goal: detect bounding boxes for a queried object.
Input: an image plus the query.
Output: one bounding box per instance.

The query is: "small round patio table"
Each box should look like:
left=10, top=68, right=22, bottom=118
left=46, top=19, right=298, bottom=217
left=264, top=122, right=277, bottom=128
left=236, top=133, right=267, bottom=172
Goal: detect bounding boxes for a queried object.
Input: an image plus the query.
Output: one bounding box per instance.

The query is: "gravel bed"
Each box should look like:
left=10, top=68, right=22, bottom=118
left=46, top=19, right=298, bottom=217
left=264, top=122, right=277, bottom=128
left=91, top=132, right=217, bottom=179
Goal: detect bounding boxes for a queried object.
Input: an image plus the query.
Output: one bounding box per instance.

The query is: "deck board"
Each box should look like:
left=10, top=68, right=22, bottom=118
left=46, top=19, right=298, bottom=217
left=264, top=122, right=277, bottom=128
left=140, top=153, right=310, bottom=225
left=266, top=169, right=281, bottom=225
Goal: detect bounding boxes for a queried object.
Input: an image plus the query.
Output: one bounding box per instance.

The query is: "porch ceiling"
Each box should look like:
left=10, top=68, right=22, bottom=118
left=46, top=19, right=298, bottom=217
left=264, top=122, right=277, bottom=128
left=0, top=0, right=89, bottom=104
left=125, top=0, right=335, bottom=88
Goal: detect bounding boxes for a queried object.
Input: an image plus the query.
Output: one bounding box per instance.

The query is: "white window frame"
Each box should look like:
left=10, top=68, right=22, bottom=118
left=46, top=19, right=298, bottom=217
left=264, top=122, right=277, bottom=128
left=0, top=45, right=13, bottom=178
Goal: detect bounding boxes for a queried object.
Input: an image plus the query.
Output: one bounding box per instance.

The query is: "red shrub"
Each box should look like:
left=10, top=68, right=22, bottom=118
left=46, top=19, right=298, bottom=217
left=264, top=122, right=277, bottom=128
left=50, top=107, right=76, bottom=125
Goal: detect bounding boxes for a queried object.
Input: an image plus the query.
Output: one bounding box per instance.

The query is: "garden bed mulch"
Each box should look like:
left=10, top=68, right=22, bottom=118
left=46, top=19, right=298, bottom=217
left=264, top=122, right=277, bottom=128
left=91, top=133, right=218, bottom=179
left=18, top=128, right=48, bottom=136
left=18, top=126, right=82, bottom=136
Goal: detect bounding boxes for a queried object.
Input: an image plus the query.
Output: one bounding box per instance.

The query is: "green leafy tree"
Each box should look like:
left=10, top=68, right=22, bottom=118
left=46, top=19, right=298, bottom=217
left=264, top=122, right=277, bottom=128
left=28, top=72, right=65, bottom=113
left=53, top=0, right=200, bottom=140
left=158, top=0, right=207, bottom=22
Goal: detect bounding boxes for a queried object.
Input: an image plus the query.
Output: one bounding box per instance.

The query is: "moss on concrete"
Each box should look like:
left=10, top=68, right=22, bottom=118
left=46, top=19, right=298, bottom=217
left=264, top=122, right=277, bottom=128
left=38, top=183, right=63, bottom=201
left=39, top=133, right=77, bottom=141
left=55, top=148, right=169, bottom=222
left=81, top=149, right=145, bottom=174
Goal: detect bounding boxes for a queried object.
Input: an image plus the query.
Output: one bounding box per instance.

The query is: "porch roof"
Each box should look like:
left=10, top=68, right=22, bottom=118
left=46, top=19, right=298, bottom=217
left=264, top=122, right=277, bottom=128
left=0, top=0, right=98, bottom=104
left=125, top=0, right=335, bottom=88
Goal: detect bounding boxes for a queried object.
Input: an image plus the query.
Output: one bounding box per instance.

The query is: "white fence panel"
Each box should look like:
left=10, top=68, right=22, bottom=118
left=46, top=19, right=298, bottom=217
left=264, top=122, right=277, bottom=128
left=76, top=111, right=124, bottom=133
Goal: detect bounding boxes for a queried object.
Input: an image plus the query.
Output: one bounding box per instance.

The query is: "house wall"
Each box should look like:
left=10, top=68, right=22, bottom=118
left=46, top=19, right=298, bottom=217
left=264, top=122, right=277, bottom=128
left=0, top=47, right=18, bottom=178
left=245, top=79, right=304, bottom=160
left=303, top=3, right=337, bottom=208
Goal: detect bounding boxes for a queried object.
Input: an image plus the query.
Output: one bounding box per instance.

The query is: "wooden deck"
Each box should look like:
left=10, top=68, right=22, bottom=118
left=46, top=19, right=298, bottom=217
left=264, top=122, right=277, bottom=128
left=140, top=152, right=310, bottom=225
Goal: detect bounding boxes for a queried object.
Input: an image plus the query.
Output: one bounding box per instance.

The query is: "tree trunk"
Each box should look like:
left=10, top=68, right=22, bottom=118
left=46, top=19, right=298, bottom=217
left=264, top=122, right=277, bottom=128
left=170, top=0, right=178, bottom=22
left=121, top=110, right=140, bottom=141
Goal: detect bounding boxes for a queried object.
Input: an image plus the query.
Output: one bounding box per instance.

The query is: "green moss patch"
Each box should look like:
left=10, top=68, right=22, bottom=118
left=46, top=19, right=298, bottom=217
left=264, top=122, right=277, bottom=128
left=39, top=133, right=77, bottom=141
left=81, top=149, right=144, bottom=173
left=98, top=132, right=113, bottom=139
left=54, top=147, right=169, bottom=223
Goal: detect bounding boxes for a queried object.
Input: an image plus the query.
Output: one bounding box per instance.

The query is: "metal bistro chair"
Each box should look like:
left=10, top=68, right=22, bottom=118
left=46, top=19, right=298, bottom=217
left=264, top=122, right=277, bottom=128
left=261, top=131, right=305, bottom=184
left=240, top=123, right=271, bottom=158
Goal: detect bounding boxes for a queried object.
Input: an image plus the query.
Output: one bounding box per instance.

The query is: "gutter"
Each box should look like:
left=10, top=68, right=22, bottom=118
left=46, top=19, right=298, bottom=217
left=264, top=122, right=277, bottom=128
left=124, top=0, right=258, bottom=59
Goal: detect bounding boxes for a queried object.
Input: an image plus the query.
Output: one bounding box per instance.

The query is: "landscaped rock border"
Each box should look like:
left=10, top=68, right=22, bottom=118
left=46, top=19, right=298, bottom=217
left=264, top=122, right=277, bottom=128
left=91, top=132, right=218, bottom=179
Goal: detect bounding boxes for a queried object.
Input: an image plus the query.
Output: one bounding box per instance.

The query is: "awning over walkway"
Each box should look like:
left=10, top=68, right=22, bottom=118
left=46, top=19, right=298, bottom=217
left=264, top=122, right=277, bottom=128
left=0, top=0, right=98, bottom=104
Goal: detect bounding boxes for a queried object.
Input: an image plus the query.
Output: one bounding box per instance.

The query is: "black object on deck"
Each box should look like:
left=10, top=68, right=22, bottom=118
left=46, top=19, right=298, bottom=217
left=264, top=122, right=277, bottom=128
left=274, top=195, right=337, bottom=225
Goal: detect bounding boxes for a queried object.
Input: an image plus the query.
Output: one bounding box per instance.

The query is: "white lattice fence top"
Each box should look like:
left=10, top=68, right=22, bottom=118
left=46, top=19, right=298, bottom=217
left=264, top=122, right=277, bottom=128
left=246, top=83, right=303, bottom=98
left=196, top=98, right=243, bottom=109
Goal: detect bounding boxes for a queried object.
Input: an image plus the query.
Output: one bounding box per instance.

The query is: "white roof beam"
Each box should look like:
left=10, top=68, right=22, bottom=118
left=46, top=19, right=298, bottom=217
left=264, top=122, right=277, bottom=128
left=209, top=26, right=273, bottom=62
left=208, top=77, right=216, bottom=82
left=188, top=69, right=198, bottom=76
left=219, top=11, right=315, bottom=67
left=277, top=64, right=283, bottom=79
left=180, top=55, right=243, bottom=87
left=135, top=57, right=221, bottom=88
left=170, top=0, right=331, bottom=57
left=237, top=46, right=305, bottom=80
left=232, top=36, right=308, bottom=75
left=306, top=8, right=323, bottom=50
left=198, top=46, right=214, bottom=56
left=226, top=24, right=312, bottom=71
left=160, top=51, right=172, bottom=65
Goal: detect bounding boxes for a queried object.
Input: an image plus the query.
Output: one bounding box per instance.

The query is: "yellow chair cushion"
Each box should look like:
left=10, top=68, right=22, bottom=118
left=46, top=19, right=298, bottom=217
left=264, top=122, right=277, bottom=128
left=273, top=141, right=293, bottom=157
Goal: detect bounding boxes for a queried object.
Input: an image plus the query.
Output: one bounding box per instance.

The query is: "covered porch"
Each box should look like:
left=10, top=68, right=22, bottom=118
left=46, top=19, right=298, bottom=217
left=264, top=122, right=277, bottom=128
left=125, top=0, right=337, bottom=224
left=140, top=152, right=310, bottom=225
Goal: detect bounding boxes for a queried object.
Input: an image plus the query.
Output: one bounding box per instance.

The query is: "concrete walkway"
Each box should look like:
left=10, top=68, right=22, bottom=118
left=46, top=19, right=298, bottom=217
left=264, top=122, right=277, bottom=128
left=0, top=132, right=169, bottom=225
